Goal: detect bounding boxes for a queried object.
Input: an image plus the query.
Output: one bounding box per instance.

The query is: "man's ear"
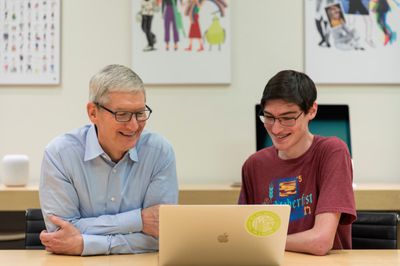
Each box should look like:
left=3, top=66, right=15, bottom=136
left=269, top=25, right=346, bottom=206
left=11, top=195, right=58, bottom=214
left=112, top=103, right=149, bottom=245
left=87, top=102, right=98, bottom=123
left=308, top=102, right=318, bottom=120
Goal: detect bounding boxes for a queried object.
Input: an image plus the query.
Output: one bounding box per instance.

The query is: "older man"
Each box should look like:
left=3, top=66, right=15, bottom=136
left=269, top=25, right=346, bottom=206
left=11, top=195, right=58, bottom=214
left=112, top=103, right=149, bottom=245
left=39, top=64, right=178, bottom=255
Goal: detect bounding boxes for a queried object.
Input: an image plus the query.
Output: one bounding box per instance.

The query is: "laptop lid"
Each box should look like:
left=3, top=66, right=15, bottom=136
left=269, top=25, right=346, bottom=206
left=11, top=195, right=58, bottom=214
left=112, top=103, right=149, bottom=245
left=159, top=204, right=290, bottom=266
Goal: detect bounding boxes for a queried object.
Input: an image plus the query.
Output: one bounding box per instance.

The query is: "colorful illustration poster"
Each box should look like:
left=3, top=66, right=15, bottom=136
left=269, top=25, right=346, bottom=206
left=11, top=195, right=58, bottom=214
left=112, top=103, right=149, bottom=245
left=305, top=0, right=400, bottom=84
left=0, top=0, right=60, bottom=85
left=132, top=0, right=230, bottom=84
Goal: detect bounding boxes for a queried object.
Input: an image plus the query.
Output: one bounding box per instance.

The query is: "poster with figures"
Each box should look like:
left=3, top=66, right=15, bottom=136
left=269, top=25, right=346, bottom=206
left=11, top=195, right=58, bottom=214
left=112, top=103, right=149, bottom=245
left=305, top=0, right=400, bottom=84
left=0, top=0, right=60, bottom=85
left=132, top=0, right=230, bottom=84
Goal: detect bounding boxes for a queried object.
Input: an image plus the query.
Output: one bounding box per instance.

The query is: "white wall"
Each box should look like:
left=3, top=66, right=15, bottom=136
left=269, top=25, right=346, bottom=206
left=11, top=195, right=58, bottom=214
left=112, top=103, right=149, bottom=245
left=0, top=0, right=399, bottom=186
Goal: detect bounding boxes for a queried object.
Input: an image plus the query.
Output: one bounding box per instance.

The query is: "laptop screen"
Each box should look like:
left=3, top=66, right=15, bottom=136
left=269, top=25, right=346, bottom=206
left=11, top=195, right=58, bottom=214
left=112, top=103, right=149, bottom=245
left=255, top=104, right=352, bottom=156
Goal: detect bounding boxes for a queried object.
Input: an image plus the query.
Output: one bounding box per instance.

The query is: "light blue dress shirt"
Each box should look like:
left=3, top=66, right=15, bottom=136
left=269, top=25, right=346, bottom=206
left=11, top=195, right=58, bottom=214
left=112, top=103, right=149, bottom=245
left=39, top=124, right=178, bottom=255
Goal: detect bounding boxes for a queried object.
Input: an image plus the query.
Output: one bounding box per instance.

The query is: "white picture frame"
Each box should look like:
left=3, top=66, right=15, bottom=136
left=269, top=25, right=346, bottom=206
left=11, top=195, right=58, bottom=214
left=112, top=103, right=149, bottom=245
left=305, top=0, right=400, bottom=84
left=132, top=0, right=230, bottom=84
left=0, top=0, right=61, bottom=85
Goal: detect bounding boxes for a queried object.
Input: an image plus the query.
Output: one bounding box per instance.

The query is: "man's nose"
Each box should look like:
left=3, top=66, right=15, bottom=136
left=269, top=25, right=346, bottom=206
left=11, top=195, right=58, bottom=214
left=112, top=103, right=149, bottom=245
left=126, top=116, right=140, bottom=130
left=269, top=119, right=283, bottom=134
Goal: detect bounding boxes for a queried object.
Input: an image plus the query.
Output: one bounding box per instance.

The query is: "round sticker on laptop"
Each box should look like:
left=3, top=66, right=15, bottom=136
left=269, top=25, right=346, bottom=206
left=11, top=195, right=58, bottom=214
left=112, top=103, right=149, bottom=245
left=245, top=211, right=281, bottom=237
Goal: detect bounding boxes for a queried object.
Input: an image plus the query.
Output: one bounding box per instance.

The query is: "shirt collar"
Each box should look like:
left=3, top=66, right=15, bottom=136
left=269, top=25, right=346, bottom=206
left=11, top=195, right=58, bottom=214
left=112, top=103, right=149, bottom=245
left=128, top=146, right=138, bottom=162
left=84, top=124, right=139, bottom=162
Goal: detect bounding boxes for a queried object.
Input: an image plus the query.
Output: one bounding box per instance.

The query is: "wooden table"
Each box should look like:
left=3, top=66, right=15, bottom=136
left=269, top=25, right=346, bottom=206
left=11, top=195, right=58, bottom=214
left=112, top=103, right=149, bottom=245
left=1, top=250, right=399, bottom=266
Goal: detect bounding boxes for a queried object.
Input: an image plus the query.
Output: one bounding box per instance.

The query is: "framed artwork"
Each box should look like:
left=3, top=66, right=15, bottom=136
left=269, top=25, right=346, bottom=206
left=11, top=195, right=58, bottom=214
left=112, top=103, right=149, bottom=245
left=0, top=0, right=61, bottom=85
left=305, top=0, right=400, bottom=84
left=132, top=0, right=230, bottom=84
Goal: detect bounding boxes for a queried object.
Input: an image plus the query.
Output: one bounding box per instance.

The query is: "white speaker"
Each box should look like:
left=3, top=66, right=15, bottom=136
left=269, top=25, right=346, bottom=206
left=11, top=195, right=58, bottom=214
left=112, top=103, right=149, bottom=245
left=2, top=154, right=29, bottom=186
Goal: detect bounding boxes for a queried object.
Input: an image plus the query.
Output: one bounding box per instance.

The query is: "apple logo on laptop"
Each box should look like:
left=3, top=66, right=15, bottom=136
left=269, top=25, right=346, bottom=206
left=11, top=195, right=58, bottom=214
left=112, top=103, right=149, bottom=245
left=217, top=233, right=229, bottom=243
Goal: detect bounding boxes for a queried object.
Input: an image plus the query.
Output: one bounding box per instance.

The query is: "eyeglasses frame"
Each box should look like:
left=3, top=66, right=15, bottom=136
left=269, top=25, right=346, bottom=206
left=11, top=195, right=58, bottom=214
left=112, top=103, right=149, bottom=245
left=94, top=102, right=152, bottom=122
left=259, top=110, right=303, bottom=127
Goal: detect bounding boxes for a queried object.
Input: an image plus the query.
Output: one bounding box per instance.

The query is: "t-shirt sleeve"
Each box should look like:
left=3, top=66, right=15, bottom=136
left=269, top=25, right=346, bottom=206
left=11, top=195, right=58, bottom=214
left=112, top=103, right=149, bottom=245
left=314, top=138, right=356, bottom=225
left=238, top=159, right=251, bottom=204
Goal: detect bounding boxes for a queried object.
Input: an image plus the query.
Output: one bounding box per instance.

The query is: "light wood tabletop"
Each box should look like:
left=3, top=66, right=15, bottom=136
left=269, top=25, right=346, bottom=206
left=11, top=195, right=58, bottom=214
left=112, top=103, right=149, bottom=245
left=1, top=250, right=399, bottom=266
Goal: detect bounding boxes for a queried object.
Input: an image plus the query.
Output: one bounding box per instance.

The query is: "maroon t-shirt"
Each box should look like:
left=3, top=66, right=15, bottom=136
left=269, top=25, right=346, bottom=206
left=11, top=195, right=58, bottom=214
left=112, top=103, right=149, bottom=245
left=239, top=135, right=356, bottom=249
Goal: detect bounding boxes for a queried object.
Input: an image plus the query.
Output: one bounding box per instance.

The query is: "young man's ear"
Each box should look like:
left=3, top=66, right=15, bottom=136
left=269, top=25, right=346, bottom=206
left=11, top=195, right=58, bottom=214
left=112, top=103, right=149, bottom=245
left=308, top=102, right=318, bottom=120
left=87, top=102, right=98, bottom=123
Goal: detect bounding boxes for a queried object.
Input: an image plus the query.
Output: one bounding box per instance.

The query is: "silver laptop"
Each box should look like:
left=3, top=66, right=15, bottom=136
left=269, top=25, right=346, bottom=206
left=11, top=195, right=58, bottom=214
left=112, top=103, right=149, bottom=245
left=159, top=204, right=290, bottom=266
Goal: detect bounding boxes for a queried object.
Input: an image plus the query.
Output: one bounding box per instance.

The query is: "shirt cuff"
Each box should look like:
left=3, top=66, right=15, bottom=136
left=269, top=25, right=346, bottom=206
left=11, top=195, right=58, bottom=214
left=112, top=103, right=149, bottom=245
left=116, top=208, right=143, bottom=233
left=82, top=234, right=110, bottom=256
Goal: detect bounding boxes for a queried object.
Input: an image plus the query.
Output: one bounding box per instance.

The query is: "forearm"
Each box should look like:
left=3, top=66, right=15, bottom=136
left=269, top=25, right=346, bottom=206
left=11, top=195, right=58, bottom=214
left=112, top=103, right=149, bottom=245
left=41, top=200, right=144, bottom=236
left=71, top=209, right=143, bottom=235
left=286, top=212, right=340, bottom=256
left=82, top=232, right=158, bottom=256
left=286, top=228, right=333, bottom=256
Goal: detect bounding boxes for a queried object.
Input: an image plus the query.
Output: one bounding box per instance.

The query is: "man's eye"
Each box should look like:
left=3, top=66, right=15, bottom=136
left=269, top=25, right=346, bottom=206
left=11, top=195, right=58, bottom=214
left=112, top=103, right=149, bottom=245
left=116, top=112, right=130, bottom=117
left=280, top=117, right=294, bottom=121
left=137, top=112, right=147, bottom=119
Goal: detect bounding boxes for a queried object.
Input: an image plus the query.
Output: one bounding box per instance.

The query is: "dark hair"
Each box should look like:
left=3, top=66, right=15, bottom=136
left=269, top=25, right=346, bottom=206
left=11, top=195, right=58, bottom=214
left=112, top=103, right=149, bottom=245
left=260, top=70, right=317, bottom=114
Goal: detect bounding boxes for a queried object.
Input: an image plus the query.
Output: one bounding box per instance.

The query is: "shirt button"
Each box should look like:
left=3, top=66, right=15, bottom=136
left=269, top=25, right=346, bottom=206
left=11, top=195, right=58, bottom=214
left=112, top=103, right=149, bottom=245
left=112, top=169, right=116, bottom=173
left=110, top=196, right=115, bottom=202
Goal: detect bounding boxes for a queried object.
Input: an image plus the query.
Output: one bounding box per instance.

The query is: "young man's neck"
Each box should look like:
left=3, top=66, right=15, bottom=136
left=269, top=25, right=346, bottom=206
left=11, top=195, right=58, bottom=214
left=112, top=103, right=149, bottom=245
left=278, top=132, right=314, bottom=160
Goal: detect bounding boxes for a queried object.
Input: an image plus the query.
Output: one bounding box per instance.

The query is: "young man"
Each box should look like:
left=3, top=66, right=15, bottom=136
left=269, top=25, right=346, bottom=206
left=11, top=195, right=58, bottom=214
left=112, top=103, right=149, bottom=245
left=239, top=70, right=356, bottom=256
left=39, top=64, right=178, bottom=255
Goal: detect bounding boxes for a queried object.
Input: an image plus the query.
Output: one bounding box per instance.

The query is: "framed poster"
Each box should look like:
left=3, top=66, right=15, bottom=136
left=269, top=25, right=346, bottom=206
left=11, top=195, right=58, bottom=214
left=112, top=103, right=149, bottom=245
left=0, top=0, right=61, bottom=85
left=132, top=0, right=230, bottom=84
left=305, top=0, right=400, bottom=84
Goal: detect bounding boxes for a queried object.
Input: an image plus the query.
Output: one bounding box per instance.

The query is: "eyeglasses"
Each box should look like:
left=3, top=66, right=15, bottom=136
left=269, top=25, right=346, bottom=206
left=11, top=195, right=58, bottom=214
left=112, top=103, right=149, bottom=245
left=95, top=102, right=152, bottom=122
left=259, top=111, right=303, bottom=127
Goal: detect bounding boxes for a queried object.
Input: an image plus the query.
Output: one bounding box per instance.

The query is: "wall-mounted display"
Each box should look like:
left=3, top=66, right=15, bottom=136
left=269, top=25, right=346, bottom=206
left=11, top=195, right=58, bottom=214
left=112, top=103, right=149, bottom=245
left=305, top=0, right=400, bottom=84
left=132, top=0, right=230, bottom=84
left=0, top=0, right=60, bottom=85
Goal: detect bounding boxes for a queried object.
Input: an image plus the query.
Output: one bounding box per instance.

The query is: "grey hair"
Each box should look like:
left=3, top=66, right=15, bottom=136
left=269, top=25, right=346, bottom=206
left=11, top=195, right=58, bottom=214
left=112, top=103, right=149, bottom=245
left=89, top=64, right=145, bottom=104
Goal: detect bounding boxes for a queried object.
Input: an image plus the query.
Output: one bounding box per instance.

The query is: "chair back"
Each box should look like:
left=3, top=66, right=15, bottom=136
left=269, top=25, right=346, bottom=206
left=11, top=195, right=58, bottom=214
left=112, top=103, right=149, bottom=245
left=352, top=211, right=399, bottom=249
left=25, top=209, right=46, bottom=249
